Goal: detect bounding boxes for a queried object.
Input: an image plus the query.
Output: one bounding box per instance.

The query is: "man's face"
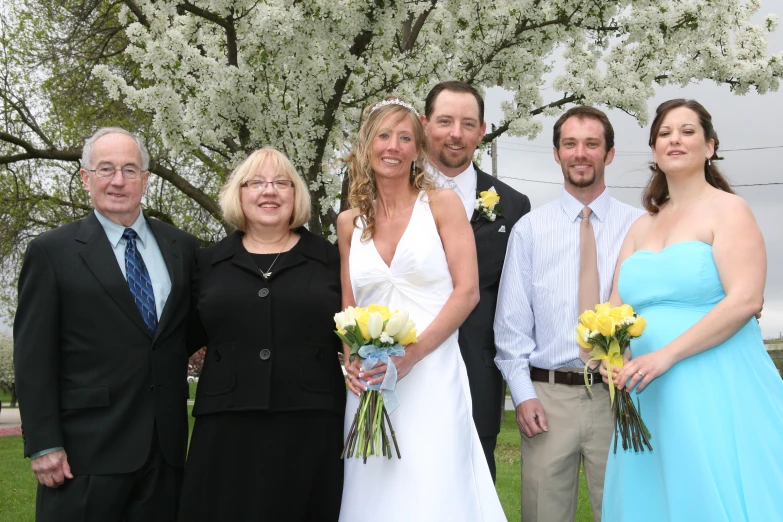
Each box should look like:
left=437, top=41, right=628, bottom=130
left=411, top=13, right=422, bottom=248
left=553, top=116, right=614, bottom=190
left=422, top=90, right=486, bottom=177
left=79, top=133, right=149, bottom=226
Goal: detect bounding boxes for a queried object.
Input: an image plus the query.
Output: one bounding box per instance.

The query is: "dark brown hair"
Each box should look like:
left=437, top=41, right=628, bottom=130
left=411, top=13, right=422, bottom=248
left=643, top=99, right=733, bottom=214
left=552, top=106, right=615, bottom=153
left=424, top=81, right=484, bottom=125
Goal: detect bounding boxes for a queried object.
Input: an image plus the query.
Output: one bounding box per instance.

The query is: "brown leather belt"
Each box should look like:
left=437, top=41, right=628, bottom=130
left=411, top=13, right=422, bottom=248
left=530, top=366, right=599, bottom=386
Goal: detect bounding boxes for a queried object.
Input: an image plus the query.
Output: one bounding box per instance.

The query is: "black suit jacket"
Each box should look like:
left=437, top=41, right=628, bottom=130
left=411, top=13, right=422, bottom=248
left=189, top=228, right=346, bottom=417
left=13, top=211, right=199, bottom=475
left=458, top=166, right=530, bottom=437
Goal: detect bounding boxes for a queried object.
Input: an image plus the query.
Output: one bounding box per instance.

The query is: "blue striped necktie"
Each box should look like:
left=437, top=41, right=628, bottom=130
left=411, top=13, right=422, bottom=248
left=122, top=228, right=158, bottom=335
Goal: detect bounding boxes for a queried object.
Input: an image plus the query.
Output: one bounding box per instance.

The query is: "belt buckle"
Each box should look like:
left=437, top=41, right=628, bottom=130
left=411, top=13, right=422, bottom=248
left=586, top=372, right=596, bottom=386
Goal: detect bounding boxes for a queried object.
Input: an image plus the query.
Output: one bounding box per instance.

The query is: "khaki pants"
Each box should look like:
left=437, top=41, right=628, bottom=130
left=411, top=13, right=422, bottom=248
left=520, top=371, right=614, bottom=522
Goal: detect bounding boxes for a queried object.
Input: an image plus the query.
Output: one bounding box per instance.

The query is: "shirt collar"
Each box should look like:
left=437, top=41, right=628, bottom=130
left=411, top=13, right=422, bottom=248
left=559, top=188, right=611, bottom=223
left=426, top=161, right=476, bottom=194
left=451, top=163, right=476, bottom=197
left=94, top=209, right=150, bottom=248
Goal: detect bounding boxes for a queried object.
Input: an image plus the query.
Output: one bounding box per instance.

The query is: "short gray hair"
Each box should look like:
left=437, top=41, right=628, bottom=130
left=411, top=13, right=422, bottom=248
left=81, top=127, right=150, bottom=171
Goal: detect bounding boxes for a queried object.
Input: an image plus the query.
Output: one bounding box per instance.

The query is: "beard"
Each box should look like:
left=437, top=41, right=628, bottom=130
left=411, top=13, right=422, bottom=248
left=565, top=165, right=602, bottom=188
left=437, top=146, right=470, bottom=171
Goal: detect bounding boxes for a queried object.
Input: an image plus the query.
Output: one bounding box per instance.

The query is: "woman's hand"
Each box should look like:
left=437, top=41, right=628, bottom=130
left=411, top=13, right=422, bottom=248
left=390, top=344, right=422, bottom=381
left=344, top=354, right=387, bottom=396
left=615, top=349, right=675, bottom=393
left=600, top=348, right=632, bottom=384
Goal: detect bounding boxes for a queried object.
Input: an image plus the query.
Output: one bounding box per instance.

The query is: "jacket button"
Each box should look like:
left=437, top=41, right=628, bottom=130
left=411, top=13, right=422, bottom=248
left=258, top=288, right=270, bottom=298
left=316, top=348, right=324, bottom=360
left=259, top=349, right=271, bottom=360
left=214, top=349, right=222, bottom=361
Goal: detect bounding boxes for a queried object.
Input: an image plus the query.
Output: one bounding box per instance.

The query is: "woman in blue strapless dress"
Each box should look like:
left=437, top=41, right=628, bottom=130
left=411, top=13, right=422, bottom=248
left=601, top=99, right=783, bottom=522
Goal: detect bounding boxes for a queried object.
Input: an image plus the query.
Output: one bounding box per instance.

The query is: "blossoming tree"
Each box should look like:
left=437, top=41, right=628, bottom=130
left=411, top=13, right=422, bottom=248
left=0, top=0, right=781, bottom=311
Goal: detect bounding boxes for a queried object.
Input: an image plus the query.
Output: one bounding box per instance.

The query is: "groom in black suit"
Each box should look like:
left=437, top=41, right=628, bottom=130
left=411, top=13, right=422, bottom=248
left=13, top=128, right=199, bottom=521
left=422, top=82, right=530, bottom=481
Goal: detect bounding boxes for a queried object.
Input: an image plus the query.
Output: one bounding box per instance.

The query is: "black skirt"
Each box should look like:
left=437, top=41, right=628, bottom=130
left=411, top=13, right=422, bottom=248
left=178, top=410, right=344, bottom=522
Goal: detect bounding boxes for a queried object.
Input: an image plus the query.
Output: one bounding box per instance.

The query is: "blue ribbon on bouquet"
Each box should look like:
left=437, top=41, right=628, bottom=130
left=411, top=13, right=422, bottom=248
left=358, top=343, right=405, bottom=414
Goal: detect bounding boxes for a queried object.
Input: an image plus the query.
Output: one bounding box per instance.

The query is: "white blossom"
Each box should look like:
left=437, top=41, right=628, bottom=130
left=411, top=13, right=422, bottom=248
left=88, top=0, right=782, bottom=220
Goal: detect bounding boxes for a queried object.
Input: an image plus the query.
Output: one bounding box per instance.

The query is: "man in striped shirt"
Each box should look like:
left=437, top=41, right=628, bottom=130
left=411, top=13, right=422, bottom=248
left=494, top=107, right=644, bottom=522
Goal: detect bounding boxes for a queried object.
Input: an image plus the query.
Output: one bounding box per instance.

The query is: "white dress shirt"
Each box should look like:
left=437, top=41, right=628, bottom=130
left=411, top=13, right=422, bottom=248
left=494, top=188, right=644, bottom=406
left=94, top=209, right=171, bottom=320
left=428, top=162, right=477, bottom=219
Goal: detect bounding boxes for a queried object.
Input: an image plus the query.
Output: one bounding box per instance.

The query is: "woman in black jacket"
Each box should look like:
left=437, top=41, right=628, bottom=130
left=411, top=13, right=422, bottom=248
left=179, top=148, right=345, bottom=522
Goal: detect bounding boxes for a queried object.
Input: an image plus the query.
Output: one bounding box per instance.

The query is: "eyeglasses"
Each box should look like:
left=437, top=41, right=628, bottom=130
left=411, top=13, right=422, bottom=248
left=241, top=179, right=295, bottom=191
left=89, top=165, right=144, bottom=179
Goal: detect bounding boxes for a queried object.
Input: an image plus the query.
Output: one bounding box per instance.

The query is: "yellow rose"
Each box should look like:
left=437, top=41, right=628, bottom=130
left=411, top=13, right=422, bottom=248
left=367, top=304, right=392, bottom=321
left=354, top=309, right=370, bottom=341
left=594, top=313, right=616, bottom=337
left=595, top=302, right=612, bottom=315
left=480, top=189, right=500, bottom=209
left=579, top=310, right=598, bottom=330
left=397, top=322, right=418, bottom=345
left=575, top=323, right=592, bottom=349
left=626, top=316, right=647, bottom=337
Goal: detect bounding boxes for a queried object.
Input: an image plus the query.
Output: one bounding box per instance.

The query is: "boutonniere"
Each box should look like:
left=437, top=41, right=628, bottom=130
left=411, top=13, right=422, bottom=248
left=475, top=187, right=503, bottom=222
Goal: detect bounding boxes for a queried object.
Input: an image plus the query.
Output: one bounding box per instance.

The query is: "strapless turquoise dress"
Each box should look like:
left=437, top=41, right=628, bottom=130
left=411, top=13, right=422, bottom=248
left=602, top=241, right=783, bottom=522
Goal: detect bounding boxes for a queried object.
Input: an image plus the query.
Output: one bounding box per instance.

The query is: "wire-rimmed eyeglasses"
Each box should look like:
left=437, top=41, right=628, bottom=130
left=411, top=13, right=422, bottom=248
left=89, top=165, right=145, bottom=179
left=241, top=179, right=295, bottom=191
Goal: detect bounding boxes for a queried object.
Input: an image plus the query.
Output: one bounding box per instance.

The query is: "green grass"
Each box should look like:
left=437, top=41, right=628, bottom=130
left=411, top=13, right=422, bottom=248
left=0, top=408, right=593, bottom=522
left=0, top=436, right=35, bottom=522
left=0, top=391, right=12, bottom=405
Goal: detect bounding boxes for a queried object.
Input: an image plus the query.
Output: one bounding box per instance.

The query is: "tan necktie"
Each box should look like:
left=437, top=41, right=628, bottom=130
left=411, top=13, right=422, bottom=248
left=578, top=207, right=599, bottom=363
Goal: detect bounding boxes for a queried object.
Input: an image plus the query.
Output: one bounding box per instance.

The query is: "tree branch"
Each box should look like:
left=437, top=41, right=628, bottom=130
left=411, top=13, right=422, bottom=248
left=0, top=132, right=81, bottom=164
left=120, top=0, right=150, bottom=27
left=482, top=94, right=582, bottom=143
left=150, top=163, right=224, bottom=227
left=399, top=0, right=438, bottom=52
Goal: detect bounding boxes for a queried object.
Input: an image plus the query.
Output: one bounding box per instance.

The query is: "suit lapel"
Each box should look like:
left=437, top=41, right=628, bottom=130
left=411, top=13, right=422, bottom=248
left=148, top=218, right=182, bottom=340
left=77, top=213, right=151, bottom=337
left=471, top=167, right=495, bottom=234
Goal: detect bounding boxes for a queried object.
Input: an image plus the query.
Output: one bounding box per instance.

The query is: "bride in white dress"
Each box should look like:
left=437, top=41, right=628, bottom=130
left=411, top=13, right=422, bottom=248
left=336, top=98, right=506, bottom=522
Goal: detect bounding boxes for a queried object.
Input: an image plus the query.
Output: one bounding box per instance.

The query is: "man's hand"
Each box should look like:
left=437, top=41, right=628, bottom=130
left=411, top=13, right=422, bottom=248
left=31, top=449, right=73, bottom=488
left=516, top=399, right=549, bottom=438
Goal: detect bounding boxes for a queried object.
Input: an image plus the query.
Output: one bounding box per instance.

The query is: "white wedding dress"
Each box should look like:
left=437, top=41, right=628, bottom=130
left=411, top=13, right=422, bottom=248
left=339, top=192, right=506, bottom=522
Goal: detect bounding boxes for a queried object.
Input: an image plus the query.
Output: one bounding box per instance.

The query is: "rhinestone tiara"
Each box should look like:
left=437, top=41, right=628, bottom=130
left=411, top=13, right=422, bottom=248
left=369, top=98, right=420, bottom=117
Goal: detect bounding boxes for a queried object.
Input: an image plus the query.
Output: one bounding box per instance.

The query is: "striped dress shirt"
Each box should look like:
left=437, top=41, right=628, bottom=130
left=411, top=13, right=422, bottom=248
left=494, top=188, right=645, bottom=406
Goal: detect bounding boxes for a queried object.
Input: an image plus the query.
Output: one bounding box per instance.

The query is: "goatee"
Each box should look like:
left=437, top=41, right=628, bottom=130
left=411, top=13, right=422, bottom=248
left=438, top=151, right=469, bottom=170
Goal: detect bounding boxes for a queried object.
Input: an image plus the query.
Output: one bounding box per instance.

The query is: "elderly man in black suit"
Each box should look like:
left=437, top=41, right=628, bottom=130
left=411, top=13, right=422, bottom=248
left=13, top=127, right=199, bottom=521
left=421, top=81, right=531, bottom=481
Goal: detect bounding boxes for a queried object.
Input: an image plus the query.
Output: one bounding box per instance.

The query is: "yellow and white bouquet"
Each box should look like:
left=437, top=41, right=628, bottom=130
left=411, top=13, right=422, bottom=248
left=474, top=187, right=502, bottom=221
left=577, top=303, right=652, bottom=453
left=334, top=304, right=417, bottom=462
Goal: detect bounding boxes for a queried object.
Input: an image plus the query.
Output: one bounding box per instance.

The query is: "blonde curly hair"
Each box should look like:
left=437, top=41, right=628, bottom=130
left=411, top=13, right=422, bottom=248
left=345, top=98, right=435, bottom=241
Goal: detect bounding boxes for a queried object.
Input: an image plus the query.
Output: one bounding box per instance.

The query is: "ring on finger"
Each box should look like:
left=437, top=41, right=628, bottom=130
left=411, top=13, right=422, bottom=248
left=636, top=370, right=644, bottom=378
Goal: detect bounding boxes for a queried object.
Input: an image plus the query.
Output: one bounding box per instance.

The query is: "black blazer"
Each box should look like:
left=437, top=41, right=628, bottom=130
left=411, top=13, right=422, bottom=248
left=458, top=166, right=531, bottom=437
left=13, top=211, right=199, bottom=474
left=190, top=228, right=345, bottom=417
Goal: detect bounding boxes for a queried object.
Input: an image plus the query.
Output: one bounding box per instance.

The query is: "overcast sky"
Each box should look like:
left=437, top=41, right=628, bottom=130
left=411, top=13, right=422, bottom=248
left=480, top=4, right=783, bottom=339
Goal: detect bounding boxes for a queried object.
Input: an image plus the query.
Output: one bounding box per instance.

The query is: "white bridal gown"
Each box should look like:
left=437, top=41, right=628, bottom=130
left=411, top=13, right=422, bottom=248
left=339, top=192, right=506, bottom=522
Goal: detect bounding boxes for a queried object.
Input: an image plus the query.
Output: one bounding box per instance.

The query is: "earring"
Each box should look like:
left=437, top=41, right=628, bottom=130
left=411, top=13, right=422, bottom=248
left=707, top=159, right=712, bottom=166
left=653, top=162, right=658, bottom=170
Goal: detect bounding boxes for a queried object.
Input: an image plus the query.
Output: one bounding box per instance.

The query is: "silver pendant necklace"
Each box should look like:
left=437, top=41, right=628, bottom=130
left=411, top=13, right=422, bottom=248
left=259, top=233, right=291, bottom=279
